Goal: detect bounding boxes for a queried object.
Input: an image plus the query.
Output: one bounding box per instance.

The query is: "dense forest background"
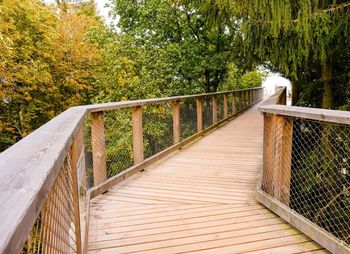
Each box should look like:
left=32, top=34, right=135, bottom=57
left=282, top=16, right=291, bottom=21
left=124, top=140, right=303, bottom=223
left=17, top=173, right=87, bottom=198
left=0, top=0, right=349, bottom=151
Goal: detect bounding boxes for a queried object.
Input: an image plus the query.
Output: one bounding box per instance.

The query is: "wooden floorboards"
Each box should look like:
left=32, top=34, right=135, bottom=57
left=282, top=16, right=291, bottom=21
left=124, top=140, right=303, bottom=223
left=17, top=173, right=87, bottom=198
left=88, top=105, right=329, bottom=254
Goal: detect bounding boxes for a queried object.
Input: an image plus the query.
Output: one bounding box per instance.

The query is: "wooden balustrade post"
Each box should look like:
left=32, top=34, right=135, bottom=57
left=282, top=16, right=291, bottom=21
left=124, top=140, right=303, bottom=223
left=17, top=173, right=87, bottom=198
left=196, top=97, right=203, bottom=132
left=223, top=94, right=228, bottom=118
left=273, top=115, right=293, bottom=205
left=70, top=125, right=84, bottom=254
left=262, top=113, right=293, bottom=206
left=91, top=112, right=107, bottom=186
left=212, top=96, right=218, bottom=124
left=250, top=90, right=253, bottom=104
left=231, top=92, right=236, bottom=114
left=172, top=101, right=181, bottom=144
left=132, top=106, right=144, bottom=164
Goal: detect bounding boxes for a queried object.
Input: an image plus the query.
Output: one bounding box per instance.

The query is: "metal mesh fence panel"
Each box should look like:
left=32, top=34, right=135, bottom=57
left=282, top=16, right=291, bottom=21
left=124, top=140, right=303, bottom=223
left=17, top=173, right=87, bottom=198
left=104, top=109, right=133, bottom=178
left=180, top=98, right=197, bottom=140
left=227, top=94, right=233, bottom=115
left=143, top=103, right=173, bottom=159
left=83, top=115, right=94, bottom=188
left=261, top=114, right=350, bottom=245
left=203, top=96, right=213, bottom=129
left=21, top=156, right=78, bottom=254
left=291, top=118, right=350, bottom=244
left=217, top=94, right=224, bottom=121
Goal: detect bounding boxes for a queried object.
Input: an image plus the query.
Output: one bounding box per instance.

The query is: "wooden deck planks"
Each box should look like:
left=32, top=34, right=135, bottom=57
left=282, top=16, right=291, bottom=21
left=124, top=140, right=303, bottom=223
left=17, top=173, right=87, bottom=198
left=88, top=105, right=329, bottom=254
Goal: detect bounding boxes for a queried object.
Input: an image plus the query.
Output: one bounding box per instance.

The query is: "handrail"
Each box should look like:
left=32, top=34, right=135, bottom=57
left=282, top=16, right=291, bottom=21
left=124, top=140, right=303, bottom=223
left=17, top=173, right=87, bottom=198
left=260, top=104, right=350, bottom=125
left=0, top=107, right=86, bottom=253
left=0, top=87, right=263, bottom=254
left=257, top=87, right=350, bottom=254
left=84, top=87, right=262, bottom=112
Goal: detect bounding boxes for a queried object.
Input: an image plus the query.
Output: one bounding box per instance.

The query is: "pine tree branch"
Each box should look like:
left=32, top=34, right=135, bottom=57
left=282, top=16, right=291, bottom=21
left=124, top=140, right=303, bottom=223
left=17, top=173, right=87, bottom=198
left=292, top=2, right=350, bottom=23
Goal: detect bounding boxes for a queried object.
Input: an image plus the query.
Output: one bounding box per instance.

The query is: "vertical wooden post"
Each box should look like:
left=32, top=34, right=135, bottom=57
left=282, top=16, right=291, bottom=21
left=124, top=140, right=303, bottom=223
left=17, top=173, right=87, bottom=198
left=196, top=97, right=203, bottom=132
left=273, top=115, right=293, bottom=205
left=172, top=100, right=181, bottom=144
left=70, top=125, right=84, bottom=254
left=212, top=96, right=217, bottom=124
left=262, top=114, right=275, bottom=196
left=262, top=113, right=293, bottom=206
left=132, top=106, right=144, bottom=164
left=223, top=94, right=228, bottom=118
left=91, top=112, right=107, bottom=186
left=231, top=92, right=236, bottom=114
left=250, top=90, right=253, bottom=105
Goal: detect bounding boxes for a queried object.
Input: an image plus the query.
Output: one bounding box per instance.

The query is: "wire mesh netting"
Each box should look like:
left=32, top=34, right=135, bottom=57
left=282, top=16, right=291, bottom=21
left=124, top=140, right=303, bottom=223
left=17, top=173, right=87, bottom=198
left=227, top=94, right=233, bottom=115
left=21, top=156, right=78, bottom=254
left=261, top=115, right=350, bottom=245
left=217, top=95, right=224, bottom=121
left=203, top=96, right=213, bottom=129
left=180, top=99, right=197, bottom=140
left=104, top=109, right=133, bottom=178
left=143, top=103, right=173, bottom=159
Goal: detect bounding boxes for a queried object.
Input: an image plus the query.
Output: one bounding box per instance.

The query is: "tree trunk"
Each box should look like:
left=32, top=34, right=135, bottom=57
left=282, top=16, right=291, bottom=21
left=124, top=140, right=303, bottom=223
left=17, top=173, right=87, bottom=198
left=321, top=62, right=333, bottom=109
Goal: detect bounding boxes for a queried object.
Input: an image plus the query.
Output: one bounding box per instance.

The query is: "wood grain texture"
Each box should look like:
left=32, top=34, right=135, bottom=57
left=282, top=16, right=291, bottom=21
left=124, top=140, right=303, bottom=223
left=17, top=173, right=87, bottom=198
left=0, top=107, right=86, bottom=254
left=91, top=112, right=107, bottom=185
left=172, top=101, right=181, bottom=144
left=132, top=106, right=144, bottom=164
left=87, top=104, right=328, bottom=254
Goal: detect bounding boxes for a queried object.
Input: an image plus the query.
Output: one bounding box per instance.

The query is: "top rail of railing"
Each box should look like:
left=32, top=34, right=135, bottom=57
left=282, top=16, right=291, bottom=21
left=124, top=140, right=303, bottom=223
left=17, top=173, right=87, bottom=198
left=0, top=87, right=262, bottom=254
left=259, top=86, right=350, bottom=125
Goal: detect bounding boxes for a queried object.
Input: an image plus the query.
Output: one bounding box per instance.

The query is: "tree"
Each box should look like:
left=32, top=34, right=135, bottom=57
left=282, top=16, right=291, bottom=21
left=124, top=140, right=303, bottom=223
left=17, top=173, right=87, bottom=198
left=217, top=0, right=350, bottom=109
left=108, top=0, right=260, bottom=95
left=0, top=0, right=102, bottom=151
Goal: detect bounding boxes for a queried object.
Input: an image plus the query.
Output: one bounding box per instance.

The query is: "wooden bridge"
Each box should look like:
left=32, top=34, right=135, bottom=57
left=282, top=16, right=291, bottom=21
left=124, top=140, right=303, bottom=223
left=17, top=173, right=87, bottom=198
left=0, top=87, right=349, bottom=254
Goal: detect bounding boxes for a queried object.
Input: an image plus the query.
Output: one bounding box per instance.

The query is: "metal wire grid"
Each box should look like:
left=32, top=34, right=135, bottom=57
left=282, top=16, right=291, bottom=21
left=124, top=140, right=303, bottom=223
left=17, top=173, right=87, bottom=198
left=217, top=95, right=225, bottom=121
left=104, top=109, right=133, bottom=178
left=142, top=103, right=173, bottom=159
left=227, top=94, right=233, bottom=115
left=203, top=96, right=213, bottom=129
left=83, top=115, right=94, bottom=189
left=21, top=156, right=78, bottom=254
left=180, top=98, right=197, bottom=140
left=261, top=115, right=350, bottom=245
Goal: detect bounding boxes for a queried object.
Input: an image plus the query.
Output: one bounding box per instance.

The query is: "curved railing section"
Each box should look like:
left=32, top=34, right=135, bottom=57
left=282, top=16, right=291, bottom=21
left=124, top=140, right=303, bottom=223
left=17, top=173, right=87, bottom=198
left=0, top=87, right=263, bottom=254
left=258, top=87, right=350, bottom=254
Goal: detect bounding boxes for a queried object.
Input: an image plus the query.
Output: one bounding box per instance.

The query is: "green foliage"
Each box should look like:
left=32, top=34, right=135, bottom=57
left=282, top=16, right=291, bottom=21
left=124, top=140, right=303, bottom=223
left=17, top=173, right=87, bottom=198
left=219, top=63, right=266, bottom=90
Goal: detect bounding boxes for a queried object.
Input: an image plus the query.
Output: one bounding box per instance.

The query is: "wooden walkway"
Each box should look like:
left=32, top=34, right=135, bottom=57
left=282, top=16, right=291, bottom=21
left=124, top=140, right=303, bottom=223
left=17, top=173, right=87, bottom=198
left=88, top=105, right=329, bottom=254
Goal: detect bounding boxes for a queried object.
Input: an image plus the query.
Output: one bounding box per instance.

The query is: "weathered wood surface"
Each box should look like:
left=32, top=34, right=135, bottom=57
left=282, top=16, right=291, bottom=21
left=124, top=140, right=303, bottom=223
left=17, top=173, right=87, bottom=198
left=260, top=104, right=350, bottom=125
left=87, top=105, right=328, bottom=254
left=0, top=107, right=86, bottom=254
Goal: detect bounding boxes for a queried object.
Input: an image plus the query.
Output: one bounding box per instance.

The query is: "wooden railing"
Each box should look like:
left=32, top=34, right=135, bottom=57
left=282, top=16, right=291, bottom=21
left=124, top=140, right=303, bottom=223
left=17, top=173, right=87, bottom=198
left=0, top=87, right=263, bottom=254
left=258, top=87, right=350, bottom=254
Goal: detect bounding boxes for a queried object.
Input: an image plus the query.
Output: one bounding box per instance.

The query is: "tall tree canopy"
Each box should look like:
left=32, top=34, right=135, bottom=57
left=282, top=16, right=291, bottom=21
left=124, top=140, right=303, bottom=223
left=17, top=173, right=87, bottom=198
left=105, top=0, right=263, bottom=97
left=0, top=0, right=102, bottom=149
left=213, top=0, right=350, bottom=108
